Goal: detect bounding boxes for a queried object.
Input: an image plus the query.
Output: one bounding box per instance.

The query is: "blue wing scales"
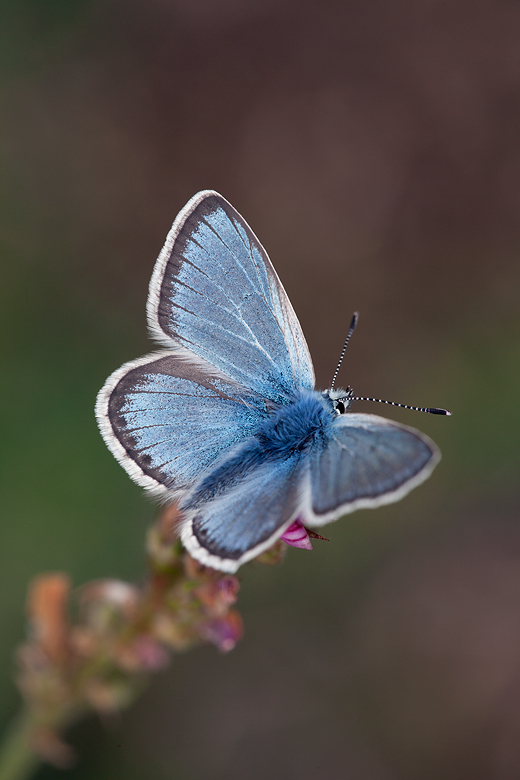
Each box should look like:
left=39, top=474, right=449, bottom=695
left=306, top=413, right=439, bottom=524
left=96, top=352, right=268, bottom=499
left=147, top=191, right=314, bottom=402
left=181, top=452, right=305, bottom=572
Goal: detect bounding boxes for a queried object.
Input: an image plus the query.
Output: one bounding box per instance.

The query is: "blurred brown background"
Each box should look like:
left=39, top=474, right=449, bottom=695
left=1, top=1, right=520, bottom=778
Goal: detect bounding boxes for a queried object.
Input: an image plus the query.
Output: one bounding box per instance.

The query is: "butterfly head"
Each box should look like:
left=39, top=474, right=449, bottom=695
left=323, top=387, right=355, bottom=416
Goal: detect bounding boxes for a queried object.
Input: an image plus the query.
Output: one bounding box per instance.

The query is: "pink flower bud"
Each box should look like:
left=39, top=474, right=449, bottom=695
left=280, top=520, right=313, bottom=550
left=217, top=576, right=240, bottom=605
left=201, top=610, right=243, bottom=653
left=116, top=635, right=170, bottom=672
left=130, top=636, right=170, bottom=670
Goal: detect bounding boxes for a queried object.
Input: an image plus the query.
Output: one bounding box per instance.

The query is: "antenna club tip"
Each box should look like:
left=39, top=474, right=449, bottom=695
left=428, top=408, right=452, bottom=416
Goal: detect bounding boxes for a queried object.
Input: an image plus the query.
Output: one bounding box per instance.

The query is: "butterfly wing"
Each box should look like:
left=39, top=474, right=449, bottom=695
left=179, top=409, right=440, bottom=571
left=305, top=412, right=440, bottom=525
left=180, top=450, right=305, bottom=572
left=95, top=352, right=268, bottom=500
left=97, top=190, right=315, bottom=501
left=147, top=191, right=315, bottom=403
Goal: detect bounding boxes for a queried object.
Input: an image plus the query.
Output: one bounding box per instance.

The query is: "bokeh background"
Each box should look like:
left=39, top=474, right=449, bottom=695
left=1, top=1, right=520, bottom=778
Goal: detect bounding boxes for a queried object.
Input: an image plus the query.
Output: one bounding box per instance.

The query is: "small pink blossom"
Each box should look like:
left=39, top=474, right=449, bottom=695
left=115, top=635, right=170, bottom=672
left=201, top=611, right=243, bottom=653
left=217, top=576, right=240, bottom=605
left=280, top=520, right=313, bottom=550
left=130, top=636, right=170, bottom=670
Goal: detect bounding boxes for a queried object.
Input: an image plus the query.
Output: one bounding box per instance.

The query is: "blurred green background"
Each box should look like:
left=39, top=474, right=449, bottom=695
left=1, top=1, right=520, bottom=778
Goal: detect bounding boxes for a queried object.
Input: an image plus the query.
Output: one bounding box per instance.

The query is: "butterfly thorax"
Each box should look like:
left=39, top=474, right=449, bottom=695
left=255, top=390, right=336, bottom=459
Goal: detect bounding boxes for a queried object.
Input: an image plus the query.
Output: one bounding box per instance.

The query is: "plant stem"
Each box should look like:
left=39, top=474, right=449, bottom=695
left=0, top=710, right=39, bottom=780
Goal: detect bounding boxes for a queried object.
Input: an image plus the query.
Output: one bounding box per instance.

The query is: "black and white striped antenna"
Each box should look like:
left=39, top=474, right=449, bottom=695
left=330, top=312, right=358, bottom=390
left=330, top=312, right=451, bottom=416
left=350, top=395, right=451, bottom=416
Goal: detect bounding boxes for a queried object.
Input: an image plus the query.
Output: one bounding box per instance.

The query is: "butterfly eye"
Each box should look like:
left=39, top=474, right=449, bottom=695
left=335, top=400, right=346, bottom=415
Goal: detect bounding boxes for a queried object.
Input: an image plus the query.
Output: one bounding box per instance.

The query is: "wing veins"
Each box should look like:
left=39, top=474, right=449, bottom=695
left=330, top=432, right=357, bottom=457
left=242, top=225, right=276, bottom=302
left=172, top=275, right=268, bottom=348
left=199, top=461, right=297, bottom=537
left=241, top=220, right=311, bottom=385
left=331, top=427, right=423, bottom=480
left=184, top=231, right=284, bottom=361
left=199, top=215, right=291, bottom=359
left=181, top=239, right=261, bottom=337
left=126, top=428, right=233, bottom=455
left=122, top=391, right=238, bottom=400
left=200, top=214, right=267, bottom=298
left=226, top=213, right=268, bottom=295
left=169, top=300, right=287, bottom=380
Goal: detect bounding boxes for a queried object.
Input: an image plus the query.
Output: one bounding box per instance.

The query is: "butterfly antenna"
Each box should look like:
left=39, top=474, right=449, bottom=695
left=330, top=312, right=358, bottom=390
left=350, top=395, right=451, bottom=416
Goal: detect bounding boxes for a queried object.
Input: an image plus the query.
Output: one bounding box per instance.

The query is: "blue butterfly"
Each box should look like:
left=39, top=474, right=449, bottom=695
left=96, top=191, right=448, bottom=572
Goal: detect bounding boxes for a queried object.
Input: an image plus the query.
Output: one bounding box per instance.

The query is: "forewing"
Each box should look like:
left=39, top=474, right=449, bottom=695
left=147, top=191, right=315, bottom=402
left=95, top=352, right=267, bottom=500
left=181, top=453, right=305, bottom=572
left=306, top=413, right=440, bottom=525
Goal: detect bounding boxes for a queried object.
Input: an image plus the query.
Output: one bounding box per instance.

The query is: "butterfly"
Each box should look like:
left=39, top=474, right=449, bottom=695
left=96, top=191, right=449, bottom=573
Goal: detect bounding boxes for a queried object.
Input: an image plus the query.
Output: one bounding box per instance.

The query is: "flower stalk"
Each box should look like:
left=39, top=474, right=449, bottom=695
left=0, top=504, right=277, bottom=780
